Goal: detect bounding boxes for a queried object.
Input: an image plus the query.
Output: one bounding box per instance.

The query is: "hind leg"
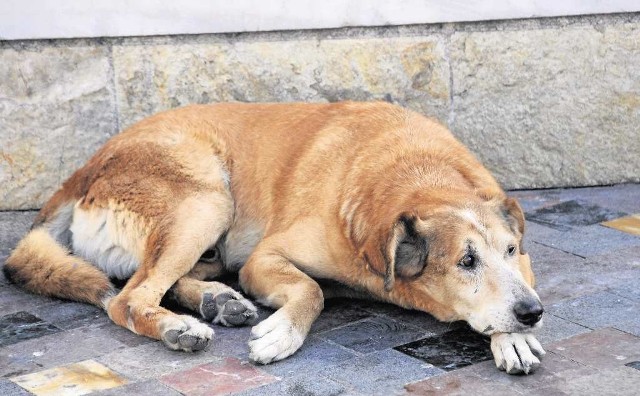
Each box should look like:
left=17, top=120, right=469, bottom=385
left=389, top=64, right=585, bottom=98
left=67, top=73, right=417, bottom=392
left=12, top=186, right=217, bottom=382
left=106, top=192, right=233, bottom=352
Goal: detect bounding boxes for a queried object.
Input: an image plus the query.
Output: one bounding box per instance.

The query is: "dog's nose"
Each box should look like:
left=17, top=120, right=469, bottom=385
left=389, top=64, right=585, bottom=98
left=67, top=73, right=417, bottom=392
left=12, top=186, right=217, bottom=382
left=513, top=299, right=544, bottom=326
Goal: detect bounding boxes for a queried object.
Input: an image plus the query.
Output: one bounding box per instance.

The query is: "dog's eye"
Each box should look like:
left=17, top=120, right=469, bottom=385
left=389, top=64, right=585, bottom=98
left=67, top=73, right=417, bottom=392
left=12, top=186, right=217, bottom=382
left=459, top=253, right=476, bottom=268
left=507, top=245, right=516, bottom=256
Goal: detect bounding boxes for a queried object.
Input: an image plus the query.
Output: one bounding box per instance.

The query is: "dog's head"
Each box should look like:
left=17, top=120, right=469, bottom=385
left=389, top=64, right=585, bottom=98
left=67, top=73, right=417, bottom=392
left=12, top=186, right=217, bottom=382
left=361, top=193, right=542, bottom=335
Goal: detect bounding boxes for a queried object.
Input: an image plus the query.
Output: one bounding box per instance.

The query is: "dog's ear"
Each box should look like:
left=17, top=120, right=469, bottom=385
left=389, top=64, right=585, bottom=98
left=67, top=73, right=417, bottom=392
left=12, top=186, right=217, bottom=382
left=502, top=197, right=526, bottom=254
left=363, top=214, right=429, bottom=292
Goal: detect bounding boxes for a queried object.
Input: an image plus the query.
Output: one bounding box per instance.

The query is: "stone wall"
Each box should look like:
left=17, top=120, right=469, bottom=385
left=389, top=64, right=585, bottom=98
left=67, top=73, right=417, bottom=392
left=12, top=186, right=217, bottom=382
left=1, top=13, right=639, bottom=210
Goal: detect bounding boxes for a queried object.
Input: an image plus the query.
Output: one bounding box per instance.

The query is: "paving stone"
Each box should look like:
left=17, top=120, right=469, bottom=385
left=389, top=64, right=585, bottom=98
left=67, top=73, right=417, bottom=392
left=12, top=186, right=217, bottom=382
left=259, top=335, right=356, bottom=378
left=207, top=324, right=252, bottom=359
left=93, top=321, right=155, bottom=348
left=600, top=275, right=640, bottom=304
left=0, top=325, right=130, bottom=378
left=373, top=310, right=462, bottom=336
left=319, top=298, right=456, bottom=336
left=159, top=357, right=277, bottom=396
left=522, top=221, right=564, bottom=251
left=92, top=380, right=182, bottom=396
left=0, top=209, right=56, bottom=280
left=456, top=351, right=595, bottom=394
left=0, top=312, right=61, bottom=348
left=548, top=292, right=640, bottom=336
left=531, top=224, right=640, bottom=258
left=394, top=327, right=492, bottom=371
left=0, top=254, right=8, bottom=279
left=529, top=241, right=640, bottom=305
left=536, top=366, right=640, bottom=396
left=527, top=242, right=602, bottom=304
left=0, top=211, right=37, bottom=255
left=404, top=370, right=523, bottom=395
left=508, top=189, right=563, bottom=214
left=550, top=184, right=640, bottom=214
left=583, top=244, right=640, bottom=271
left=582, top=246, right=640, bottom=299
left=527, top=200, right=627, bottom=231
left=614, top=320, right=640, bottom=338
left=626, top=361, right=640, bottom=371
left=325, top=349, right=442, bottom=395
left=534, top=314, right=591, bottom=345
left=380, top=314, right=463, bottom=337
left=234, top=374, right=347, bottom=396
left=602, top=213, right=640, bottom=236
left=310, top=299, right=373, bottom=334
left=0, top=379, right=32, bottom=396
left=0, top=286, right=59, bottom=316
left=548, top=328, right=640, bottom=369
left=97, top=339, right=221, bottom=380
left=10, top=359, right=128, bottom=396
left=328, top=298, right=404, bottom=318
left=319, top=316, right=427, bottom=354
left=31, top=302, right=106, bottom=330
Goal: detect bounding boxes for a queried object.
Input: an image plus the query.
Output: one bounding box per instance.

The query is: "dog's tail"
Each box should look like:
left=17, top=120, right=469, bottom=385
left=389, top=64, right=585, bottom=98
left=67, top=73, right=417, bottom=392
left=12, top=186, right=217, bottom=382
left=3, top=200, right=115, bottom=310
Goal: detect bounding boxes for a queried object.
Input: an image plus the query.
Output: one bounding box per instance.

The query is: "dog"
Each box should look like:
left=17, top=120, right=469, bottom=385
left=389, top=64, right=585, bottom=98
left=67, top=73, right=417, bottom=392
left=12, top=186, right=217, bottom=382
left=4, top=101, right=545, bottom=374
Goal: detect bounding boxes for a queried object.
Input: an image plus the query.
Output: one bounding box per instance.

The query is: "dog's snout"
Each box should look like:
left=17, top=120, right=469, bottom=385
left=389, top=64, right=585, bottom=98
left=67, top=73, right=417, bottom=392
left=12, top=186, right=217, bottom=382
left=513, top=299, right=544, bottom=326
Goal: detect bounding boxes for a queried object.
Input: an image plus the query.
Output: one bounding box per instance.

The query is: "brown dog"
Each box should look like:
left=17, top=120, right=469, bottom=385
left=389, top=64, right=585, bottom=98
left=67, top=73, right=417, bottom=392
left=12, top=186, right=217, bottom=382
left=4, top=102, right=544, bottom=374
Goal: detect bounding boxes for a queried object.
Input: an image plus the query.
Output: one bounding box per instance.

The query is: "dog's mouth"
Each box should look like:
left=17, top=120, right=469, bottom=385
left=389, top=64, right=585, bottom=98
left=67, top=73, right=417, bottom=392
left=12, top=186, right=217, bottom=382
left=480, top=319, right=542, bottom=336
left=481, top=324, right=497, bottom=334
left=476, top=315, right=544, bottom=336
left=469, top=305, right=544, bottom=336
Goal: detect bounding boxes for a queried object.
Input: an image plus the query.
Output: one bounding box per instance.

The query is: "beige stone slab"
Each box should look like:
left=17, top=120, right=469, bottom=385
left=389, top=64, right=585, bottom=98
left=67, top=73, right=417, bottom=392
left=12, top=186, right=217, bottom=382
left=602, top=214, right=640, bottom=236
left=0, top=44, right=118, bottom=210
left=10, top=359, right=128, bottom=396
left=112, top=36, right=451, bottom=130
left=450, top=23, right=640, bottom=189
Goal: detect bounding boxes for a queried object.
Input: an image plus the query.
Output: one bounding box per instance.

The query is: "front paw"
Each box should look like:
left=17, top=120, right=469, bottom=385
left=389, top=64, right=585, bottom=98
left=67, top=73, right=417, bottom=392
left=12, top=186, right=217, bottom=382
left=248, top=310, right=305, bottom=364
left=160, top=315, right=214, bottom=352
left=490, top=333, right=546, bottom=375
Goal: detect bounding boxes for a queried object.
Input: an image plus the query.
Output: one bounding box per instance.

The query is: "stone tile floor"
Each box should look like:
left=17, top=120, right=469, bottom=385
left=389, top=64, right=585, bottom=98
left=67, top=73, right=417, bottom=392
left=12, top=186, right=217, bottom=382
left=1, top=184, right=639, bottom=395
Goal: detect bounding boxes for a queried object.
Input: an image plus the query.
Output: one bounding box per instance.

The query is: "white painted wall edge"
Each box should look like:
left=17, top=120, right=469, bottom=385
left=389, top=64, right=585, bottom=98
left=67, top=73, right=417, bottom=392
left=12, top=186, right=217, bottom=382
left=1, top=0, right=639, bottom=40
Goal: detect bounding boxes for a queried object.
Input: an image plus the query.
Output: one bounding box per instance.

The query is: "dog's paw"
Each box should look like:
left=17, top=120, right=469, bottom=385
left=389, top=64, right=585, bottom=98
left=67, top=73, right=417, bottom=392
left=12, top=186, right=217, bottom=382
left=200, top=290, right=259, bottom=327
left=160, top=315, right=214, bottom=352
left=248, top=310, right=305, bottom=364
left=491, top=332, right=546, bottom=375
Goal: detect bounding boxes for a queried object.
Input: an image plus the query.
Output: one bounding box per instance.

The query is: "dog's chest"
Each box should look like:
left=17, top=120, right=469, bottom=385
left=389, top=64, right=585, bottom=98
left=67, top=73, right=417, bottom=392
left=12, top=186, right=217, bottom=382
left=220, top=220, right=264, bottom=272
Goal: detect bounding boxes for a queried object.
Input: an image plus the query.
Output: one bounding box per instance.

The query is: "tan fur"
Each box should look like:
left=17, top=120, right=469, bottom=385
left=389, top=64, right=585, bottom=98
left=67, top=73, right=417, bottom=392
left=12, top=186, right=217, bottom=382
left=4, top=102, right=541, bottom=369
left=5, top=229, right=115, bottom=307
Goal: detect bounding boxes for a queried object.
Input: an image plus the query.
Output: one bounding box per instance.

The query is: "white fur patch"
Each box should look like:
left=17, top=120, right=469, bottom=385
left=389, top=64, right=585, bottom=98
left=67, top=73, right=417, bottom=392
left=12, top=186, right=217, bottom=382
left=457, top=208, right=486, bottom=234
left=223, top=221, right=263, bottom=271
left=248, top=310, right=305, bottom=364
left=491, top=333, right=546, bottom=375
left=70, top=203, right=146, bottom=279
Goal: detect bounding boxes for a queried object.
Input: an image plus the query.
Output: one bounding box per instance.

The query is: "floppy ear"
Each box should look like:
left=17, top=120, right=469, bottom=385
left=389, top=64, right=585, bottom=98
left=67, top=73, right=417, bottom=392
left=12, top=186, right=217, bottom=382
left=362, top=214, right=429, bottom=292
left=502, top=197, right=526, bottom=254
